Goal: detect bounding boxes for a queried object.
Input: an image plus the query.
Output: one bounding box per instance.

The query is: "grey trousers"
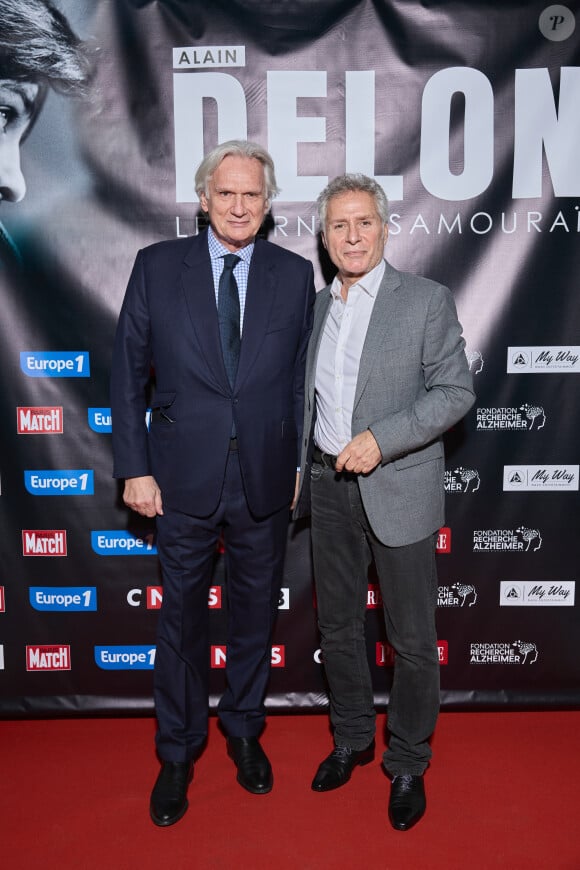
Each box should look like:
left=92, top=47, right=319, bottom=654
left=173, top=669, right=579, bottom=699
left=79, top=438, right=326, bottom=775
left=310, top=461, right=440, bottom=776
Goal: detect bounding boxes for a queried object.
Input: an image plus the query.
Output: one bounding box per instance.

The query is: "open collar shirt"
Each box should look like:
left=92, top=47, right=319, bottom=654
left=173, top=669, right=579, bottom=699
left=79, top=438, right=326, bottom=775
left=314, top=259, right=385, bottom=456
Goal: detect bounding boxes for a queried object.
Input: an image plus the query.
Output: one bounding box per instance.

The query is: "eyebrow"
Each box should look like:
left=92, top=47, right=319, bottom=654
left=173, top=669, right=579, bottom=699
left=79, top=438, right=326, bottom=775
left=0, top=80, right=40, bottom=118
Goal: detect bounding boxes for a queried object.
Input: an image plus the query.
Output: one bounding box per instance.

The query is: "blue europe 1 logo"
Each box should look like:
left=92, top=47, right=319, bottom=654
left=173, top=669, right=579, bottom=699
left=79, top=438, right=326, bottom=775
left=30, top=587, right=97, bottom=612
left=91, top=531, right=157, bottom=555
left=95, top=646, right=156, bottom=670
left=88, top=408, right=112, bottom=433
left=24, top=470, right=94, bottom=495
left=20, top=351, right=90, bottom=377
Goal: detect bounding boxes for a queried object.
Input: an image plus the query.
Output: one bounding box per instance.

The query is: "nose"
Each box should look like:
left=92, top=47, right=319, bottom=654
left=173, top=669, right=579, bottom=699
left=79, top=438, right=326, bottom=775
left=0, top=143, right=27, bottom=203
left=346, top=221, right=361, bottom=243
left=230, top=194, right=246, bottom=215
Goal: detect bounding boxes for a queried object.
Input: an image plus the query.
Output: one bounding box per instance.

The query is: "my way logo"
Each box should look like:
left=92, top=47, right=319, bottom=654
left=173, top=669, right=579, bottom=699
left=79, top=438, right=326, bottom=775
left=20, top=351, right=90, bottom=377
left=22, top=530, right=67, bottom=556
left=470, top=641, right=539, bottom=664
left=476, top=404, right=546, bottom=431
left=500, top=581, right=575, bottom=607
left=507, top=346, right=580, bottom=373
left=438, top=583, right=478, bottom=607
left=95, top=646, right=156, bottom=670
left=445, top=467, right=480, bottom=493
left=91, top=531, right=157, bottom=555
left=24, top=470, right=94, bottom=495
left=88, top=408, right=112, bottom=433
left=503, top=466, right=578, bottom=491
left=29, top=587, right=97, bottom=612
left=17, top=407, right=63, bottom=434
left=473, top=527, right=542, bottom=552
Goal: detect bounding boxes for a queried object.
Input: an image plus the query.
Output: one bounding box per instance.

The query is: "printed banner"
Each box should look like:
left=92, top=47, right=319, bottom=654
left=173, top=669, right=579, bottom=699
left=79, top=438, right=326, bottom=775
left=1, top=0, right=579, bottom=715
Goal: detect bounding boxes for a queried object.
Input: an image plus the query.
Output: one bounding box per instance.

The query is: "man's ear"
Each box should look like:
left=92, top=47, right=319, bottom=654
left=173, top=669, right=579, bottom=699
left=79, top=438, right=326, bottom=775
left=321, top=232, right=328, bottom=250
left=199, top=191, right=209, bottom=212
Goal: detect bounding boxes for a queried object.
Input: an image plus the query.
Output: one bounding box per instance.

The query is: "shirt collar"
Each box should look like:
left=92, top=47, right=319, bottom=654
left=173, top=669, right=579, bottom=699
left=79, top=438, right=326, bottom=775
left=330, top=258, right=386, bottom=301
left=207, top=225, right=255, bottom=265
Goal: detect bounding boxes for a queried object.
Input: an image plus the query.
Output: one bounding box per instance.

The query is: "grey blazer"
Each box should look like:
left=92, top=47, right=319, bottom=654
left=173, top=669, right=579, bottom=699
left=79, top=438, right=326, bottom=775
left=293, top=260, right=475, bottom=547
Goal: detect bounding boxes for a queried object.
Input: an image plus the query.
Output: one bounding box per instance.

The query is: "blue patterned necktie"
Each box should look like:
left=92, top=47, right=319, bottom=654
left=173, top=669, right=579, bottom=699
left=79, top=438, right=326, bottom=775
left=218, top=253, right=241, bottom=387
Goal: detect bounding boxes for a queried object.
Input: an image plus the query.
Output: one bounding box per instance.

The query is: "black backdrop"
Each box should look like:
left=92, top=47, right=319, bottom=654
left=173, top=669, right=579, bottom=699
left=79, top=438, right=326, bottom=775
left=1, top=0, right=579, bottom=715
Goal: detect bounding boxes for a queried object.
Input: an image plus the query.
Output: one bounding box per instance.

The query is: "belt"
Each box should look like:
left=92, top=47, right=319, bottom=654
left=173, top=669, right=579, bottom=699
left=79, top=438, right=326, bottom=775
left=229, top=437, right=238, bottom=451
left=312, top=446, right=338, bottom=469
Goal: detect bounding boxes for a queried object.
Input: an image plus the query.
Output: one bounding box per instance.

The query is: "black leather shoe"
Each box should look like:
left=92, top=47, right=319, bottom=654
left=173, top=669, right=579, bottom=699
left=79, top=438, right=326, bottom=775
left=311, top=741, right=375, bottom=792
left=149, top=761, right=193, bottom=827
left=227, top=736, right=273, bottom=794
left=388, top=774, right=426, bottom=831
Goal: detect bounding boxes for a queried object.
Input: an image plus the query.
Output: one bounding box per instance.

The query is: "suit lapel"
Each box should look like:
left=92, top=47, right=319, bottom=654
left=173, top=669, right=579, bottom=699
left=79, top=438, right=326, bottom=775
left=353, top=262, right=402, bottom=409
left=180, top=233, right=230, bottom=391
left=235, top=242, right=276, bottom=388
left=307, top=289, right=332, bottom=407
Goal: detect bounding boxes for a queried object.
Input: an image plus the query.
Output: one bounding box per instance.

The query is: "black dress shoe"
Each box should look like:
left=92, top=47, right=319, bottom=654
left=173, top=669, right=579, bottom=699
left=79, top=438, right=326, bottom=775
left=227, top=736, right=273, bottom=794
left=388, top=774, right=426, bottom=831
left=150, top=761, right=193, bottom=827
left=311, top=741, right=375, bottom=792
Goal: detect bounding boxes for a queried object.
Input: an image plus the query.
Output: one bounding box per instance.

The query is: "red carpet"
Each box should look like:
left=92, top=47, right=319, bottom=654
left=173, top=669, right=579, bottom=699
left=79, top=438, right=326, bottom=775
left=2, top=711, right=579, bottom=869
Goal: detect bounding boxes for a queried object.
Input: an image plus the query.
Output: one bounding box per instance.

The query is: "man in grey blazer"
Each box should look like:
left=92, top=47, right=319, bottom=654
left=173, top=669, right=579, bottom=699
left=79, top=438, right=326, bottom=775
left=294, top=173, right=474, bottom=831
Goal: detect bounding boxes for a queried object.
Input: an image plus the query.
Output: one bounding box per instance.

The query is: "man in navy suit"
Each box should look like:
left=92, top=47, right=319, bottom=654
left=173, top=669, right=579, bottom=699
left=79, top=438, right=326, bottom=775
left=111, top=140, right=315, bottom=826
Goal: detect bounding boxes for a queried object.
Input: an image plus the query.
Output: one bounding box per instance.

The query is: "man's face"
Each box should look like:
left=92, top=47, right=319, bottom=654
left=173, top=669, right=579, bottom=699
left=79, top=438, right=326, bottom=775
left=322, top=190, right=388, bottom=288
left=200, top=154, right=269, bottom=251
left=0, top=80, right=41, bottom=205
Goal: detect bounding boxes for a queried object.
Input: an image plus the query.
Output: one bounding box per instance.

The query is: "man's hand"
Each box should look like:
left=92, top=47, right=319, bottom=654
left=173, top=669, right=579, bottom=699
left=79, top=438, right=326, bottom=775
left=123, top=475, right=164, bottom=517
left=336, top=430, right=382, bottom=474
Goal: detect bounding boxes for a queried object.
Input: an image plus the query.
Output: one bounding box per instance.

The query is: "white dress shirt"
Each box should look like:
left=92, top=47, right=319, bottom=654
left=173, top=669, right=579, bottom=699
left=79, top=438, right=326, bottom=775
left=314, top=259, right=385, bottom=455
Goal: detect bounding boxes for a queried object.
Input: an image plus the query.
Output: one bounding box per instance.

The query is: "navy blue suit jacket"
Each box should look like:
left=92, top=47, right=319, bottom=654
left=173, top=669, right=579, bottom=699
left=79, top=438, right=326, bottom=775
left=111, top=230, right=315, bottom=518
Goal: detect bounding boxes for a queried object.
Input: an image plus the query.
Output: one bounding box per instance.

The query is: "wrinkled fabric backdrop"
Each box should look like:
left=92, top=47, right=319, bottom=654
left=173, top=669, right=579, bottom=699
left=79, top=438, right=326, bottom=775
left=1, top=0, right=579, bottom=715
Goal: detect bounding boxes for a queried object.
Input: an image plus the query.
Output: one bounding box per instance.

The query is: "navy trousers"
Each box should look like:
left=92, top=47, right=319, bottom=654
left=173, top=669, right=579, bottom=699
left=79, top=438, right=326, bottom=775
left=154, top=448, right=289, bottom=762
left=310, top=460, right=440, bottom=777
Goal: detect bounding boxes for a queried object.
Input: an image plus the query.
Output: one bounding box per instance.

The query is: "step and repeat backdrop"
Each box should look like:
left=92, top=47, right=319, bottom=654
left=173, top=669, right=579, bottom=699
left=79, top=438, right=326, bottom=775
left=1, top=0, right=579, bottom=716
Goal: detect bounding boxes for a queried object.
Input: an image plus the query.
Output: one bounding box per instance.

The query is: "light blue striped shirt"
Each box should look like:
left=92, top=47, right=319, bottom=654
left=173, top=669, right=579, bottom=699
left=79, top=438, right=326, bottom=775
left=207, top=226, right=254, bottom=334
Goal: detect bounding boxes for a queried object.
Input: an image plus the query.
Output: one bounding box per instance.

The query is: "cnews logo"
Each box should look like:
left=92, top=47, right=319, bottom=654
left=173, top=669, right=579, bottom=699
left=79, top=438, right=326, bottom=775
left=95, top=646, right=156, bottom=670
left=211, top=645, right=285, bottom=668
left=29, top=587, right=97, bottom=612
left=22, top=530, right=67, bottom=556
left=20, top=351, right=90, bottom=378
left=17, top=406, right=63, bottom=434
left=88, top=408, right=112, bottom=433
left=126, top=586, right=222, bottom=609
left=91, top=531, right=157, bottom=555
left=26, top=644, right=71, bottom=671
left=24, top=470, right=94, bottom=496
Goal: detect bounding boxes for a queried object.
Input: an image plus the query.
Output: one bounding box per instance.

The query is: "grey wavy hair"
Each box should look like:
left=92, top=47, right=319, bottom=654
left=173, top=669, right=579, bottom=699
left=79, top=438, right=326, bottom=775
left=195, top=140, right=280, bottom=209
left=317, top=173, right=389, bottom=228
left=0, top=0, right=89, bottom=95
